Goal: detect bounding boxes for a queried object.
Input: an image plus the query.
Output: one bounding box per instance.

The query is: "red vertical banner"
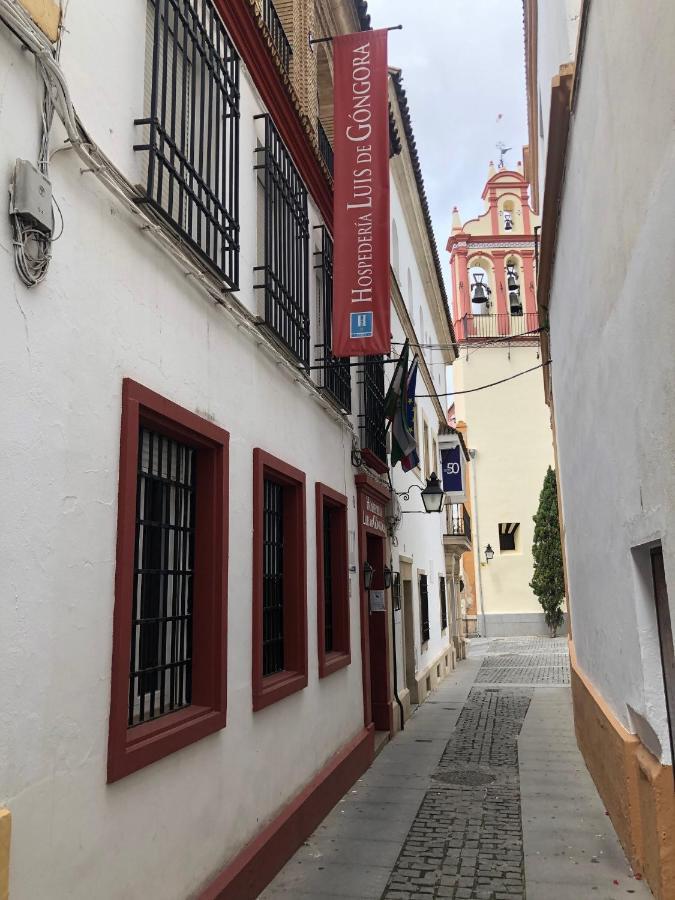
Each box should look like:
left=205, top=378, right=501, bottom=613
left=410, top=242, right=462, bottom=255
left=332, top=29, right=390, bottom=357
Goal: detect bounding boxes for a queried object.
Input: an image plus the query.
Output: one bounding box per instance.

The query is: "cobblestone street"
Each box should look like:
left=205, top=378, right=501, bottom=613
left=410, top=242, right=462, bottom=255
left=261, top=638, right=650, bottom=900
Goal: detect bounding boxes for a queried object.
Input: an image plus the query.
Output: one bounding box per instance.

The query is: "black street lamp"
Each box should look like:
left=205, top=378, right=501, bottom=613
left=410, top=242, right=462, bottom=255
left=396, top=473, right=445, bottom=515
left=363, top=561, right=375, bottom=590
left=485, top=544, right=495, bottom=563
left=420, top=473, right=445, bottom=514
left=383, top=565, right=393, bottom=589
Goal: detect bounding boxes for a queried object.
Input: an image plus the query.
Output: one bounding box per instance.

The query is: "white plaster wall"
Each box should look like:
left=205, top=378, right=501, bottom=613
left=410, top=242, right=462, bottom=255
left=387, top=182, right=450, bottom=686
left=544, top=0, right=675, bottom=761
left=454, top=346, right=554, bottom=620
left=0, top=8, right=367, bottom=899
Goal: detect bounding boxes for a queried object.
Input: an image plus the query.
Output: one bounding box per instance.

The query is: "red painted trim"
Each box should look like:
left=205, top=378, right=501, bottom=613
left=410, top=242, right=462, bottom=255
left=354, top=476, right=392, bottom=732
left=108, top=379, right=229, bottom=783
left=213, top=0, right=332, bottom=226
left=360, top=447, right=389, bottom=475
left=252, top=449, right=308, bottom=711
left=315, top=483, right=351, bottom=678
left=198, top=725, right=374, bottom=900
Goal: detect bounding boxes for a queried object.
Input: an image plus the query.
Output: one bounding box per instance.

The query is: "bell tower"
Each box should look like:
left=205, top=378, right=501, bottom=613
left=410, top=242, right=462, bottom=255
left=448, top=161, right=538, bottom=340
left=446, top=163, right=555, bottom=638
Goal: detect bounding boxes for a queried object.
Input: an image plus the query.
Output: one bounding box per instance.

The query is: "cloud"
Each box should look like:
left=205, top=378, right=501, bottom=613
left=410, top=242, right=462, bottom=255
left=367, top=0, right=528, bottom=284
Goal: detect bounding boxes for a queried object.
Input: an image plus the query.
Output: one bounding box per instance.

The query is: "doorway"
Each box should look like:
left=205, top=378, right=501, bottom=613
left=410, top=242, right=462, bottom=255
left=367, top=531, right=390, bottom=731
left=652, top=546, right=675, bottom=767
left=399, top=559, right=416, bottom=703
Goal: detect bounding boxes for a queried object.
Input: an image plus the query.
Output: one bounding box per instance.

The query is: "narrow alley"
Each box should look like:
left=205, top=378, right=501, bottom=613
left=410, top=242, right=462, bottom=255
left=262, top=639, right=649, bottom=900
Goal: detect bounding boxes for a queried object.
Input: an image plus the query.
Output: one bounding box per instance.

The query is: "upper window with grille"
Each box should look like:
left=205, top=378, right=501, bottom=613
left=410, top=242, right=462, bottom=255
left=314, top=226, right=351, bottom=412
left=254, top=115, right=310, bottom=367
left=135, top=0, right=240, bottom=289
left=499, top=522, right=520, bottom=552
left=108, top=380, right=229, bottom=783
left=253, top=449, right=308, bottom=710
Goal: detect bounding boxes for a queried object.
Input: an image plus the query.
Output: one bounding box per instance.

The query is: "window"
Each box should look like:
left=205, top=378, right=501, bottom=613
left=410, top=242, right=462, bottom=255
left=254, top=115, right=310, bottom=367
left=316, top=484, right=350, bottom=677
left=439, top=576, right=448, bottom=632
left=419, top=573, right=430, bottom=644
left=253, top=449, right=307, bottom=710
left=499, top=522, right=520, bottom=552
left=135, top=0, right=240, bottom=289
left=314, top=227, right=351, bottom=411
left=108, top=379, right=229, bottom=782
left=359, top=356, right=387, bottom=466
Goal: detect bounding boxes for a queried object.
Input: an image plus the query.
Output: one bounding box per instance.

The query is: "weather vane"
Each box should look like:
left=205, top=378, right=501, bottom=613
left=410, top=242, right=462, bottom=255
left=496, top=141, right=511, bottom=169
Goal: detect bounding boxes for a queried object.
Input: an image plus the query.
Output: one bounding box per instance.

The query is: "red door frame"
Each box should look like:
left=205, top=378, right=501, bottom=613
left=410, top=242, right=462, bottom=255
left=355, top=474, right=393, bottom=733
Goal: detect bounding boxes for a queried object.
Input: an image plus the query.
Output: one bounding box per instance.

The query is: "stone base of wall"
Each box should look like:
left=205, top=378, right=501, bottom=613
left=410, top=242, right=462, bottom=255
left=484, top=612, right=569, bottom=638
left=413, top=642, right=456, bottom=706
left=570, top=641, right=675, bottom=900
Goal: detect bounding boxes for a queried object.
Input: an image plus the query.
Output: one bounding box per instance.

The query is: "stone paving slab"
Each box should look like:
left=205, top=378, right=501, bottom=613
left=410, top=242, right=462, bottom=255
left=519, top=687, right=650, bottom=899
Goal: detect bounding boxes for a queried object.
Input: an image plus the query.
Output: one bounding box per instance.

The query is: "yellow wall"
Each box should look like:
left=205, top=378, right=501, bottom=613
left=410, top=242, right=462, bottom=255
left=455, top=344, right=553, bottom=618
left=0, top=809, right=10, bottom=900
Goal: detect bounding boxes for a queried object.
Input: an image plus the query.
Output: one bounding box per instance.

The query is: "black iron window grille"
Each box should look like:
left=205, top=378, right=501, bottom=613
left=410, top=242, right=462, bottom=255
left=419, top=574, right=430, bottom=644
left=254, top=114, right=310, bottom=367
left=439, top=575, right=447, bottom=631
left=314, top=226, right=351, bottom=411
left=323, top=506, right=334, bottom=653
left=129, top=427, right=195, bottom=727
left=135, top=0, right=240, bottom=289
left=359, top=356, right=387, bottom=462
left=263, top=0, right=292, bottom=73
left=263, top=478, right=285, bottom=676
left=317, top=120, right=334, bottom=176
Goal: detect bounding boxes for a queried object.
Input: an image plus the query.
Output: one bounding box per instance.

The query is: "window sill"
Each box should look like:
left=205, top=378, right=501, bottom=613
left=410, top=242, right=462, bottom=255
left=319, top=650, right=351, bottom=679
left=108, top=704, right=226, bottom=783
left=253, top=669, right=308, bottom=711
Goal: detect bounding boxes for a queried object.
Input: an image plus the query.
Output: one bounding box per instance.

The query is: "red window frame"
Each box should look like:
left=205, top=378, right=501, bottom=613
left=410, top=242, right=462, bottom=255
left=252, top=449, right=308, bottom=710
left=316, top=483, right=351, bottom=677
left=107, top=379, right=229, bottom=783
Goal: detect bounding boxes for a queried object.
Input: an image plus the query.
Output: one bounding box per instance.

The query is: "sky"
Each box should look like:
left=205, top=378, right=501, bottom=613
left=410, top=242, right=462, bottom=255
left=367, top=0, right=529, bottom=285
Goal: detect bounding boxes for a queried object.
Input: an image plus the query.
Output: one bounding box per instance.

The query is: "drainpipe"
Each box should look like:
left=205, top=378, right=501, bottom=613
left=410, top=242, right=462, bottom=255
left=469, top=449, right=488, bottom=638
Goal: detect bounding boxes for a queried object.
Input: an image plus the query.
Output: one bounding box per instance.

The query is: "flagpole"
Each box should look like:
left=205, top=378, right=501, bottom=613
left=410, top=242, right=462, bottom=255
left=309, top=25, right=402, bottom=45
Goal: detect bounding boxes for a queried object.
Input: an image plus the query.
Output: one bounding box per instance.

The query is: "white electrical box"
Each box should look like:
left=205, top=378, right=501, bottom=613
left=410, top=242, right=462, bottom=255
left=10, top=159, right=54, bottom=234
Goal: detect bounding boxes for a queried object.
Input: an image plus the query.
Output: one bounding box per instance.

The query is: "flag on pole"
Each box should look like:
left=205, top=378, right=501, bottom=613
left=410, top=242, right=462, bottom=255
left=401, top=357, right=420, bottom=472
left=384, top=340, right=409, bottom=422
left=391, top=353, right=419, bottom=470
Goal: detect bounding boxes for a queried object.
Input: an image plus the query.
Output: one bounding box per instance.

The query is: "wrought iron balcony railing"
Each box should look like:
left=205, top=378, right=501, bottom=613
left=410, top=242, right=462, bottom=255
left=263, top=0, right=292, bottom=73
left=317, top=120, right=334, bottom=176
left=455, top=312, right=540, bottom=341
left=446, top=503, right=471, bottom=540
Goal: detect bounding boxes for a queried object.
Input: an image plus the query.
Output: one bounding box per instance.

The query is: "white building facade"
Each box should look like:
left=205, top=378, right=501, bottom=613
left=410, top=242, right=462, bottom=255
left=0, top=1, right=457, bottom=898
left=524, top=0, right=675, bottom=896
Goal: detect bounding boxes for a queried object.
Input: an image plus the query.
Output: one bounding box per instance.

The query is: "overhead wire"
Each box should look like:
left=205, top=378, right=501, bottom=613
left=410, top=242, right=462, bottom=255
left=416, top=361, right=551, bottom=399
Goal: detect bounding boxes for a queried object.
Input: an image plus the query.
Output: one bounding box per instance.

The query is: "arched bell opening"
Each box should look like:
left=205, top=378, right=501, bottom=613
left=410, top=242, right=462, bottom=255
left=505, top=255, right=523, bottom=316
left=468, top=257, right=494, bottom=314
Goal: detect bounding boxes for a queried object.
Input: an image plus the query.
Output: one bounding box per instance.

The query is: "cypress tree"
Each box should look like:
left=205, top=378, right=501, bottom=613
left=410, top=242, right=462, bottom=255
left=530, top=466, right=566, bottom=637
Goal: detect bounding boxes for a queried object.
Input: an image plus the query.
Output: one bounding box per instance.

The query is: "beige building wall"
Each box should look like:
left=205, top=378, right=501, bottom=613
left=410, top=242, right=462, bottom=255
left=454, top=344, right=554, bottom=635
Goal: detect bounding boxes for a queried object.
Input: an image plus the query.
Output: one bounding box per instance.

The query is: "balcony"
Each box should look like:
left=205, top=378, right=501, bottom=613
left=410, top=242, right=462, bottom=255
left=263, top=0, right=292, bottom=73
left=443, top=503, right=472, bottom=557
left=455, top=312, right=539, bottom=341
